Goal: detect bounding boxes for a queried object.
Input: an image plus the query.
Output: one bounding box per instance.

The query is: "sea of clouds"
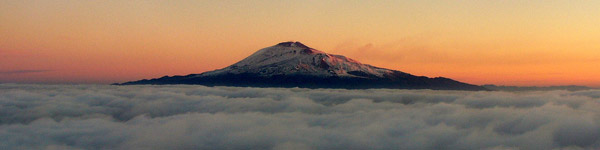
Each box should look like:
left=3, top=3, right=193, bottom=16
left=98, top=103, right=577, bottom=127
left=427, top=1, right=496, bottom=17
left=1, top=84, right=600, bottom=150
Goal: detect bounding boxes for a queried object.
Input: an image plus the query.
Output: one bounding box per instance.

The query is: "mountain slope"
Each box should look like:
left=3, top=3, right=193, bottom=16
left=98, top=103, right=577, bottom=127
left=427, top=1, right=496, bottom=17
left=118, top=41, right=487, bottom=90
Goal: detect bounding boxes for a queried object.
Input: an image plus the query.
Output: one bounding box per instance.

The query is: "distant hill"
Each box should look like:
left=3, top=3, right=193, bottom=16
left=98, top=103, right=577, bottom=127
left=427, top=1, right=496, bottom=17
left=117, top=41, right=487, bottom=91
left=482, top=85, right=592, bottom=91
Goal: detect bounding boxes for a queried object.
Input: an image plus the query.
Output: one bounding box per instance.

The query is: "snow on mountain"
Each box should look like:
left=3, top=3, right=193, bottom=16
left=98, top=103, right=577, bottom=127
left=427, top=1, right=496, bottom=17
left=201, top=41, right=395, bottom=78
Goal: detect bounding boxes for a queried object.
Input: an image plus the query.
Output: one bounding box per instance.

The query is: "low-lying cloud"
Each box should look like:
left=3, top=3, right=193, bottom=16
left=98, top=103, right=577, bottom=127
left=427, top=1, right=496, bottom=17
left=0, top=69, right=52, bottom=75
left=1, top=84, right=600, bottom=150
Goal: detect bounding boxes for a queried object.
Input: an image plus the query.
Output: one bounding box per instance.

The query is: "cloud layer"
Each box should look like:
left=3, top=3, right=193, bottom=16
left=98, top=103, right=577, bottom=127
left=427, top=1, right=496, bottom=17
left=0, top=70, right=52, bottom=75
left=1, top=84, right=600, bottom=150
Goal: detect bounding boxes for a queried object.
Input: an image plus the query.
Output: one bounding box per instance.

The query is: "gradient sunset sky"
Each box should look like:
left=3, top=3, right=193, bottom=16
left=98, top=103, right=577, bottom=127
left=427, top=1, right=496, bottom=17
left=1, top=0, right=599, bottom=87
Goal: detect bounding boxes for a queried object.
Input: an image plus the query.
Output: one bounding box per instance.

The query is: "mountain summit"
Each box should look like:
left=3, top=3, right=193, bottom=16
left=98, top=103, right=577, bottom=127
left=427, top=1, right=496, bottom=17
left=205, top=41, right=395, bottom=78
left=118, top=41, right=486, bottom=90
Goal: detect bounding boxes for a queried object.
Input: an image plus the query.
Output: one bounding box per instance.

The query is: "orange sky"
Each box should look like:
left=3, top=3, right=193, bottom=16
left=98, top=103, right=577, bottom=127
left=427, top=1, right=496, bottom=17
left=1, top=1, right=599, bottom=87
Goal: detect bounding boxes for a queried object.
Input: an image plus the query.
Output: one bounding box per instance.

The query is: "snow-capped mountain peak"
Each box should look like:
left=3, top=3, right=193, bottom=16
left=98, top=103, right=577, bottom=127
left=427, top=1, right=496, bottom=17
left=202, top=41, right=394, bottom=78
left=118, top=41, right=486, bottom=91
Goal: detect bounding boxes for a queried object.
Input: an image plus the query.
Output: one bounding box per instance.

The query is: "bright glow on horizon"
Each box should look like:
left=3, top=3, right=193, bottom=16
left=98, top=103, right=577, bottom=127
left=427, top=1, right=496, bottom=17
left=1, top=1, right=599, bottom=87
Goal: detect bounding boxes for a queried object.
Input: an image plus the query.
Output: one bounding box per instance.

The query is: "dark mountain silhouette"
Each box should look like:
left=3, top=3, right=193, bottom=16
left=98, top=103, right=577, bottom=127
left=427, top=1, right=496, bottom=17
left=117, top=41, right=487, bottom=90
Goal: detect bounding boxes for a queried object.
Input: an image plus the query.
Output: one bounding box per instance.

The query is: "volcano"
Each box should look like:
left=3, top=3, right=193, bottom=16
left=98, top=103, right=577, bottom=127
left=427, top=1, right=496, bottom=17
left=118, top=41, right=486, bottom=90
